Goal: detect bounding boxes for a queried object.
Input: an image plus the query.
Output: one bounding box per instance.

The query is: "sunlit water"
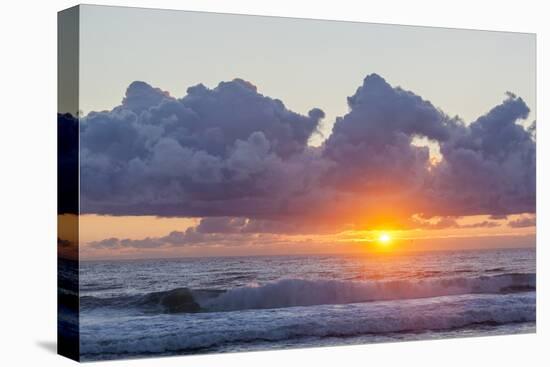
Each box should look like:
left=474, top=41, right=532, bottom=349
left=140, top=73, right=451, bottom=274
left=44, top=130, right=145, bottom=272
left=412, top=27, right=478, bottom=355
left=78, top=248, right=535, bottom=361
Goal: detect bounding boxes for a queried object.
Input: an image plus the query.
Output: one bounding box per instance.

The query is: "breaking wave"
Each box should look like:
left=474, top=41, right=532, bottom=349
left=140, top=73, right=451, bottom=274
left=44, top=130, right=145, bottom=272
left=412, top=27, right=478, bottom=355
left=80, top=272, right=535, bottom=314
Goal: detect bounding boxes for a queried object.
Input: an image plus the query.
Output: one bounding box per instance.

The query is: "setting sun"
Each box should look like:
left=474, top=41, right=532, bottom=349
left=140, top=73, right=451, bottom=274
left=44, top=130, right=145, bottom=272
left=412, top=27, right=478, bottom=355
left=378, top=233, right=392, bottom=245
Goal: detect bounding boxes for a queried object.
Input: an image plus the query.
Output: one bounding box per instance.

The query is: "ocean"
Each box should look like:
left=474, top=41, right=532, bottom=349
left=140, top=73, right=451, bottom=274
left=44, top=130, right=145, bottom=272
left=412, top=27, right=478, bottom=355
left=78, top=248, right=536, bottom=361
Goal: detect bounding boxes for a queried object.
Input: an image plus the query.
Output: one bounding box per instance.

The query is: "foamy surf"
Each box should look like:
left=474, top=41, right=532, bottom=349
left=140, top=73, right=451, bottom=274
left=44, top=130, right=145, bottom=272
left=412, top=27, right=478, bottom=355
left=80, top=291, right=535, bottom=360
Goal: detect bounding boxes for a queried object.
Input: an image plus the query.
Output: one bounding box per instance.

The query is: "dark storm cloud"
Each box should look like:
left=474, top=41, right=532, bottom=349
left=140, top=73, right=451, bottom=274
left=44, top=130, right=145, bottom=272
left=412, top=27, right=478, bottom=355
left=78, top=74, right=535, bottom=232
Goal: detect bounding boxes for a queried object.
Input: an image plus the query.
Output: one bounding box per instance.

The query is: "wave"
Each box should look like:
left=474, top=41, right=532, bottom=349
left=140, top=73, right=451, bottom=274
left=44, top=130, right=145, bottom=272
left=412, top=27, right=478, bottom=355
left=81, top=288, right=222, bottom=313
left=202, top=273, right=535, bottom=311
left=80, top=272, right=535, bottom=314
left=80, top=291, right=536, bottom=359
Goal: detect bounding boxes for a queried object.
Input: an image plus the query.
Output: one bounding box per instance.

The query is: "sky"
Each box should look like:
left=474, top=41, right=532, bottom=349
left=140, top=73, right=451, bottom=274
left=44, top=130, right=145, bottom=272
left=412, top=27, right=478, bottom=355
left=79, top=5, right=536, bottom=142
left=62, top=5, right=536, bottom=259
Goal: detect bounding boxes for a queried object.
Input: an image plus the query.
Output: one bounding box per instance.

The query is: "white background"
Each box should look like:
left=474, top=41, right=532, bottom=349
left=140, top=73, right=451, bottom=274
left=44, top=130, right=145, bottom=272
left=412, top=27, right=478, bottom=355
left=0, top=0, right=547, bottom=366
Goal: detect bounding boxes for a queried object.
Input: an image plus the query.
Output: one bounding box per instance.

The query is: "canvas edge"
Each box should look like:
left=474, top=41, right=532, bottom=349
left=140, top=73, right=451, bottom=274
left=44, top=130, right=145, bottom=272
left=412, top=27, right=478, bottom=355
left=57, top=4, right=81, bottom=362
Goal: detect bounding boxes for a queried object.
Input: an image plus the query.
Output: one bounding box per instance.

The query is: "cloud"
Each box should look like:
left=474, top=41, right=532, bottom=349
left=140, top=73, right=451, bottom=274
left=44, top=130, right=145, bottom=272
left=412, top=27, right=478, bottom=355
left=508, top=215, right=536, bottom=228
left=89, top=226, right=245, bottom=250
left=58, top=236, right=78, bottom=259
left=87, top=215, right=343, bottom=251
left=460, top=221, right=501, bottom=229
left=322, top=74, right=450, bottom=194
left=89, top=237, right=122, bottom=249
left=76, top=74, right=535, bottom=233
left=80, top=79, right=325, bottom=217
left=194, top=216, right=338, bottom=235
left=122, top=81, right=172, bottom=113
left=407, top=216, right=501, bottom=230
left=428, top=92, right=535, bottom=217
left=190, top=216, right=328, bottom=235
left=196, top=217, right=248, bottom=234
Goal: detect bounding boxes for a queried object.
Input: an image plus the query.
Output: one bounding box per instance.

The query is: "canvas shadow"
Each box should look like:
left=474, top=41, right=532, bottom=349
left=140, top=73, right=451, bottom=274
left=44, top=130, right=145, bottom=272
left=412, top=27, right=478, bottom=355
left=36, top=340, right=57, bottom=354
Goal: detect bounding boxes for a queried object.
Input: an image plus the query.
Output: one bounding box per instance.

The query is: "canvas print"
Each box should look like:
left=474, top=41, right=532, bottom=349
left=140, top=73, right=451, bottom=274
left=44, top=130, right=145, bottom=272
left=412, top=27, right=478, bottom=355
left=58, top=5, right=536, bottom=362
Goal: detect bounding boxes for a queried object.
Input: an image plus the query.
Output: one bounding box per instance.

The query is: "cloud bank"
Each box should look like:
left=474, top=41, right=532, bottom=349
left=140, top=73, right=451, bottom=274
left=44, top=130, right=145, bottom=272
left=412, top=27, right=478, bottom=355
left=73, top=74, right=535, bottom=234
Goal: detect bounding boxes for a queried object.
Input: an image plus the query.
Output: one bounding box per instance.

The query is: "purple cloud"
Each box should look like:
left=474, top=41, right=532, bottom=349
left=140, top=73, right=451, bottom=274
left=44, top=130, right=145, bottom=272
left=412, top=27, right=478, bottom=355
left=77, top=74, right=535, bottom=232
left=428, top=93, right=535, bottom=217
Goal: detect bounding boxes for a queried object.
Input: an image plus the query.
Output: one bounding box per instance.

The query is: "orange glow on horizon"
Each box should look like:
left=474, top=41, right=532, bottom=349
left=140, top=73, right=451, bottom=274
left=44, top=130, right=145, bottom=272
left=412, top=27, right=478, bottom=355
left=77, top=213, right=536, bottom=260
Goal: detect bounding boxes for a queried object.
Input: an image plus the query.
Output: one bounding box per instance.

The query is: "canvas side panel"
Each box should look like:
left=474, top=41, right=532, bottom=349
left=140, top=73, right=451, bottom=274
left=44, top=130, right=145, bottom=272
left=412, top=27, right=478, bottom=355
left=57, top=5, right=80, bottom=362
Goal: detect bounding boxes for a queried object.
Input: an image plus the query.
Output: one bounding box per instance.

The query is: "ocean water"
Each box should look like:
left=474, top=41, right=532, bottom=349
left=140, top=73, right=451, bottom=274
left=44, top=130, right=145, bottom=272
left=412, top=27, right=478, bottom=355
left=79, top=248, right=536, bottom=361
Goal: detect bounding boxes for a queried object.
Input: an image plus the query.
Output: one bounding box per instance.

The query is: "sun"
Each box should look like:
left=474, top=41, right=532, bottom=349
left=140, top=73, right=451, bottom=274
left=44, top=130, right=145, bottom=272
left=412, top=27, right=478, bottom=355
left=378, top=232, right=392, bottom=245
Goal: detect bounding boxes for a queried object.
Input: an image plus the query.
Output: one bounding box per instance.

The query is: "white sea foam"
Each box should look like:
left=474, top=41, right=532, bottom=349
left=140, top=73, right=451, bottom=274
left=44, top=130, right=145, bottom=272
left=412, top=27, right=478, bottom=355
left=80, top=292, right=535, bottom=360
